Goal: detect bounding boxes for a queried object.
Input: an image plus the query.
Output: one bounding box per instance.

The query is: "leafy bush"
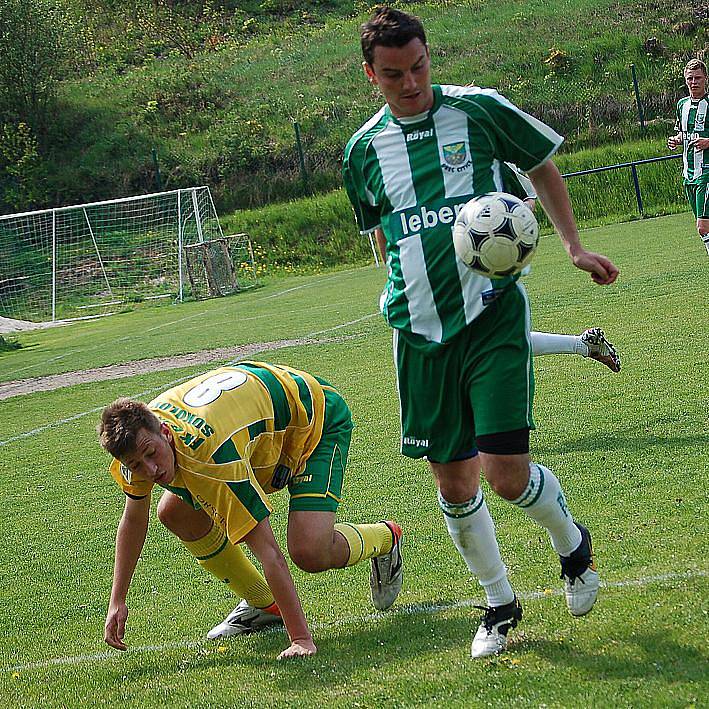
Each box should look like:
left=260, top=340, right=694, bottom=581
left=0, top=0, right=85, bottom=137
left=0, top=335, right=22, bottom=352
left=0, top=123, right=47, bottom=212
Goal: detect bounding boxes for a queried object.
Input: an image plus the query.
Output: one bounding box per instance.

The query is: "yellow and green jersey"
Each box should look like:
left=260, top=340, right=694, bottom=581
left=343, top=84, right=562, bottom=350
left=109, top=362, right=329, bottom=543
left=675, top=95, right=709, bottom=184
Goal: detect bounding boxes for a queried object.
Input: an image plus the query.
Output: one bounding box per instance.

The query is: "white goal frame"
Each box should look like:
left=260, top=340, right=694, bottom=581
left=0, top=187, right=257, bottom=322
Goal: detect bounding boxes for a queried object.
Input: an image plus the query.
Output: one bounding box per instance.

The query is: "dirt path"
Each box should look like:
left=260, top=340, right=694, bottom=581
left=0, top=337, right=331, bottom=401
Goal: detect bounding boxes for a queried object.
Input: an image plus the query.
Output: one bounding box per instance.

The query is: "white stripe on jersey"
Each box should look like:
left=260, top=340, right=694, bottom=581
left=681, top=99, right=692, bottom=178
left=694, top=100, right=707, bottom=180
left=372, top=124, right=417, bottom=212
left=455, top=258, right=490, bottom=325
left=432, top=107, right=474, bottom=198
left=399, top=234, right=443, bottom=341
left=440, top=85, right=564, bottom=170
left=492, top=159, right=504, bottom=190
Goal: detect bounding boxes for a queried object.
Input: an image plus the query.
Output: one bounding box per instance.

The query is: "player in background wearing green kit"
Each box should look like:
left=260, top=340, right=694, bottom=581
left=667, top=58, right=709, bottom=255
left=343, top=7, right=619, bottom=659
left=98, top=362, right=403, bottom=660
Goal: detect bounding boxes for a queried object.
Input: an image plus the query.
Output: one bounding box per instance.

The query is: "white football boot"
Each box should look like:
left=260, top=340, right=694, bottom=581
left=560, top=522, right=600, bottom=616
left=370, top=521, right=403, bottom=611
left=580, top=328, right=621, bottom=373
left=471, top=597, right=523, bottom=658
left=207, top=599, right=283, bottom=639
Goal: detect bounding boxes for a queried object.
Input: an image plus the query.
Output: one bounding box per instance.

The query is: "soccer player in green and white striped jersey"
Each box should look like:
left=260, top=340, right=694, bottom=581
left=668, top=58, right=709, bottom=255
left=343, top=7, right=619, bottom=659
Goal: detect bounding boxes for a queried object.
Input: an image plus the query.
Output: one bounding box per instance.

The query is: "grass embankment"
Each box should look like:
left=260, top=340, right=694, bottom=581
left=45, top=0, right=703, bottom=211
left=223, top=136, right=687, bottom=273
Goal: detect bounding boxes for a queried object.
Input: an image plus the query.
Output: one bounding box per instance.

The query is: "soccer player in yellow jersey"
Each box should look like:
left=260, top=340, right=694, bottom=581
left=98, top=361, right=403, bottom=660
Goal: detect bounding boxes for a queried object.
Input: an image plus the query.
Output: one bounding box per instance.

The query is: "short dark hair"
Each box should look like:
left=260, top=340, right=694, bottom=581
left=684, top=58, right=707, bottom=77
left=98, top=397, right=161, bottom=459
left=360, top=6, right=427, bottom=66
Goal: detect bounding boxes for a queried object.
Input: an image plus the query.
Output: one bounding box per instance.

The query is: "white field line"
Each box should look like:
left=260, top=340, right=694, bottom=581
left=0, top=318, right=379, bottom=447
left=5, top=569, right=707, bottom=674
left=2, top=267, right=371, bottom=379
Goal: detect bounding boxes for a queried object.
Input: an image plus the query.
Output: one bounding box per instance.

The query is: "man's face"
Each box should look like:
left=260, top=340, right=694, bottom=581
left=122, top=424, right=176, bottom=486
left=364, top=38, right=433, bottom=118
left=685, top=68, right=707, bottom=99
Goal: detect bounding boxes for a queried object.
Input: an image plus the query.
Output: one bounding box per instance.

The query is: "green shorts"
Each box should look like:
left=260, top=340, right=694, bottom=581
left=288, top=386, right=353, bottom=512
left=684, top=181, right=709, bottom=219
left=395, top=284, right=535, bottom=462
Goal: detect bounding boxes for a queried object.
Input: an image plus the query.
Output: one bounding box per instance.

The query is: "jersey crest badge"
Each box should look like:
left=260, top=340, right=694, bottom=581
left=442, top=142, right=467, bottom=166
left=119, top=462, right=133, bottom=484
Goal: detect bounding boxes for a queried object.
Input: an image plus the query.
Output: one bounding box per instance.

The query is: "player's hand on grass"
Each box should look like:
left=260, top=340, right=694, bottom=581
left=570, top=249, right=619, bottom=285
left=104, top=602, right=128, bottom=651
left=277, top=637, right=317, bottom=660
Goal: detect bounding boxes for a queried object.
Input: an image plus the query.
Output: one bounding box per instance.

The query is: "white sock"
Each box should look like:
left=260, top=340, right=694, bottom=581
left=530, top=331, right=587, bottom=357
left=438, top=489, right=515, bottom=606
left=512, top=463, right=582, bottom=556
left=701, top=234, right=709, bottom=256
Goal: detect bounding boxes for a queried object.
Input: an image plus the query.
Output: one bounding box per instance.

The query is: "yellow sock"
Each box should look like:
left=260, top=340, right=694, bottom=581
left=334, top=522, right=395, bottom=567
left=182, top=523, right=275, bottom=609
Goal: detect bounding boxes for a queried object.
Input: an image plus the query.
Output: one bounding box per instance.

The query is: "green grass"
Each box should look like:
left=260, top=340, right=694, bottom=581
left=1, top=214, right=708, bottom=707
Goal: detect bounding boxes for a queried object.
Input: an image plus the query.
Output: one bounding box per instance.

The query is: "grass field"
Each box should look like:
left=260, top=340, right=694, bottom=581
left=0, top=213, right=707, bottom=707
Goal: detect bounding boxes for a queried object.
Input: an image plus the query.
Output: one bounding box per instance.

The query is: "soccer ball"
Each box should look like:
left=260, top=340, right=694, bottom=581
left=452, top=192, right=539, bottom=278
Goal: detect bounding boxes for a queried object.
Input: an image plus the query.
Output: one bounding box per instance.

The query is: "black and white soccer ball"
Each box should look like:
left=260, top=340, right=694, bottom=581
left=452, top=192, right=539, bottom=278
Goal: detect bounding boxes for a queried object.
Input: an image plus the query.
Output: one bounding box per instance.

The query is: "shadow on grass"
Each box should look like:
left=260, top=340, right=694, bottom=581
left=518, top=630, right=707, bottom=683
left=109, top=606, right=707, bottom=695
left=116, top=609, right=473, bottom=689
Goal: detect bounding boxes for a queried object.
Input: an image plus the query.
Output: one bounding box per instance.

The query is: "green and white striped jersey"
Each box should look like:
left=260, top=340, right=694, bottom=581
left=675, top=95, right=709, bottom=184
left=343, top=84, right=563, bottom=347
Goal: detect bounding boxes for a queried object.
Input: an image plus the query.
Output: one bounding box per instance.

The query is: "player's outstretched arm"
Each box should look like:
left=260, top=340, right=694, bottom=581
left=244, top=518, right=316, bottom=660
left=105, top=495, right=151, bottom=650
left=528, top=159, right=619, bottom=285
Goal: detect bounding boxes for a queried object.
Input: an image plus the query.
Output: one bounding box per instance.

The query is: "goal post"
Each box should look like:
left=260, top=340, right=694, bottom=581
left=0, top=187, right=258, bottom=322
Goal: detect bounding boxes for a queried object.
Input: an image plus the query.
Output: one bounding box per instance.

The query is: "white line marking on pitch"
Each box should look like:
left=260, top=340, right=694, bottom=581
left=2, top=267, right=371, bottom=378
left=0, top=318, right=380, bottom=447
left=6, top=570, right=706, bottom=673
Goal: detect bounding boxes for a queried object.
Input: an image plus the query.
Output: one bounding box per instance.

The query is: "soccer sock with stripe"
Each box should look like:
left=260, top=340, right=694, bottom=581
left=701, top=232, right=709, bottom=255
left=334, top=521, right=395, bottom=567
left=438, top=489, right=515, bottom=607
left=512, top=463, right=582, bottom=556
left=182, top=522, right=276, bottom=609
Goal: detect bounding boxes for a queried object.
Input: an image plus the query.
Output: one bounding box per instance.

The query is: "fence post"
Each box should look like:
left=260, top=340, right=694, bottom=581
left=293, top=121, right=310, bottom=194
left=51, top=209, right=57, bottom=321
left=152, top=148, right=163, bottom=190
left=630, top=163, right=644, bottom=217
left=630, top=64, right=646, bottom=135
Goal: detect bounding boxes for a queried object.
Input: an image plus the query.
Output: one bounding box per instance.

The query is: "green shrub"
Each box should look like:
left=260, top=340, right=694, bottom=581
left=0, top=335, right=22, bottom=352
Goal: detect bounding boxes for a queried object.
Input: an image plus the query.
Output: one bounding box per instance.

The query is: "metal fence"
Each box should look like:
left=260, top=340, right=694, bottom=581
left=563, top=153, right=682, bottom=218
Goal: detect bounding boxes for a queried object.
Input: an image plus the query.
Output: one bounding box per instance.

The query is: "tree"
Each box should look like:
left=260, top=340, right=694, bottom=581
left=0, top=0, right=82, bottom=137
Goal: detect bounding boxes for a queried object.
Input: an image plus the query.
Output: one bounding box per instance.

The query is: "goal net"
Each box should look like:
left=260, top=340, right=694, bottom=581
left=0, top=187, right=258, bottom=322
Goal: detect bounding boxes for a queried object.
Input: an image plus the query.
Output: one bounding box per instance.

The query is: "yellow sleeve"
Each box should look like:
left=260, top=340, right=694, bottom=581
left=109, top=457, right=154, bottom=498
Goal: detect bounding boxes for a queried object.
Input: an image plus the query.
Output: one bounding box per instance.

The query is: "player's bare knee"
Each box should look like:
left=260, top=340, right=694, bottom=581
left=482, top=459, right=530, bottom=500
left=486, top=473, right=527, bottom=501
left=156, top=494, right=183, bottom=531
left=288, top=543, right=331, bottom=573
left=429, top=457, right=480, bottom=503
left=156, top=492, right=210, bottom=539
